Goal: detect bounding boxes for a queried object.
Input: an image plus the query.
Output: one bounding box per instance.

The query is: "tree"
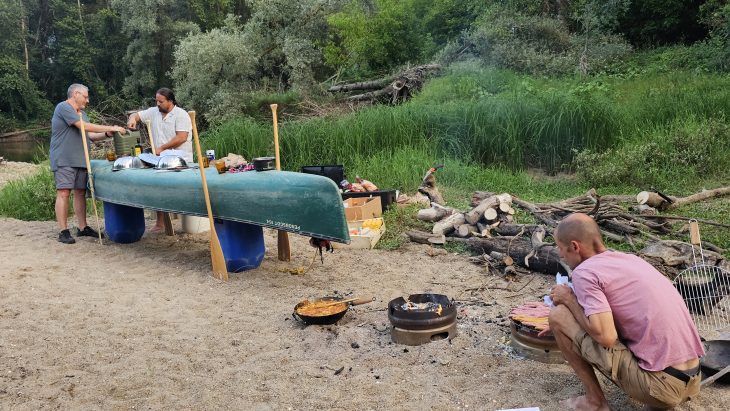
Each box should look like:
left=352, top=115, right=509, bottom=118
left=111, top=0, right=199, bottom=98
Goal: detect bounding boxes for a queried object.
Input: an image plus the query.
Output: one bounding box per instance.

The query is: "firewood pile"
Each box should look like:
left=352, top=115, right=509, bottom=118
left=406, top=187, right=730, bottom=279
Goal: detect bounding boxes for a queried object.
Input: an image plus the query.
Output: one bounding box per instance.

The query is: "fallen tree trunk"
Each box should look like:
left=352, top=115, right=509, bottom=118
left=667, top=186, right=730, bottom=210
left=458, top=237, right=567, bottom=276
left=417, top=204, right=453, bottom=222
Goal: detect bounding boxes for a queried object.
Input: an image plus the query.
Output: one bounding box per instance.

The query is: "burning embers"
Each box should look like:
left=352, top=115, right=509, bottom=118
left=388, top=294, right=457, bottom=346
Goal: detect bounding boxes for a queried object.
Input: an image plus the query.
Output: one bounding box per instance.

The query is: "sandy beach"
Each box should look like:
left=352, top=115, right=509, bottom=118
left=0, top=164, right=728, bottom=410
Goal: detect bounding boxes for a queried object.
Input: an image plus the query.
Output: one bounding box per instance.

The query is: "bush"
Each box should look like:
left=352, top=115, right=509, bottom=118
left=574, top=116, right=730, bottom=192
left=0, top=166, right=57, bottom=221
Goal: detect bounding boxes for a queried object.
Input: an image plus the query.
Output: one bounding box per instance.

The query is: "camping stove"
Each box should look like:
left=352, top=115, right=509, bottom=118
left=509, top=319, right=564, bottom=364
left=388, top=294, right=457, bottom=346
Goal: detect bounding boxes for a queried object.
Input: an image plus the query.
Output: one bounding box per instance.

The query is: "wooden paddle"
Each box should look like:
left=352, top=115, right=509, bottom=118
left=78, top=113, right=103, bottom=245
left=144, top=119, right=174, bottom=236
left=189, top=111, right=228, bottom=281
left=271, top=104, right=291, bottom=262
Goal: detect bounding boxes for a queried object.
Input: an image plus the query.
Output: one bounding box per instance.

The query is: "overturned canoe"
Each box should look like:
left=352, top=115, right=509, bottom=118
left=90, top=160, right=350, bottom=243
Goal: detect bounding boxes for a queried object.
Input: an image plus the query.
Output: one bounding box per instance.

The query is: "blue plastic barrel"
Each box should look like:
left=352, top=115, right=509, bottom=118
left=214, top=219, right=265, bottom=272
left=103, top=202, right=145, bottom=243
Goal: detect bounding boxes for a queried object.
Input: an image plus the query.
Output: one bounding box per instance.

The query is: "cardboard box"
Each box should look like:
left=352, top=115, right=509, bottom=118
left=334, top=218, right=386, bottom=250
left=343, top=196, right=382, bottom=222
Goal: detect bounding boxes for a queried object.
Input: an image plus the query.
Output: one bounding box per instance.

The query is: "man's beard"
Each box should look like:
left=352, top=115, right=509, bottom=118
left=158, top=106, right=169, bottom=114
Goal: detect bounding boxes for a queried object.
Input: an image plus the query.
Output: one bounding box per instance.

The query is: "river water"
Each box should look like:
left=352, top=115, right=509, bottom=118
left=0, top=137, right=48, bottom=163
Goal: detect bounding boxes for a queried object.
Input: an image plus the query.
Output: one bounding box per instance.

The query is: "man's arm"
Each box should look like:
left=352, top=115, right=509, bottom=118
left=552, top=284, right=618, bottom=348
left=127, top=112, right=141, bottom=130
left=72, top=120, right=124, bottom=135
left=158, top=131, right=188, bottom=151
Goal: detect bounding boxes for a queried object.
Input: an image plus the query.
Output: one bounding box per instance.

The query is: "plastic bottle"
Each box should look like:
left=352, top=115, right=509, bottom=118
left=133, top=144, right=142, bottom=156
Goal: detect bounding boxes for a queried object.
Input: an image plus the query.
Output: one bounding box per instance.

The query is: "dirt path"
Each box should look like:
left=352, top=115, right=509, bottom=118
left=1, top=216, right=727, bottom=410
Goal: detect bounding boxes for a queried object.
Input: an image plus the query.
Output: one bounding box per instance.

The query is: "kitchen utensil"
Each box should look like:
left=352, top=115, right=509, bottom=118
left=253, top=157, right=275, bottom=171
left=156, top=155, right=188, bottom=170
left=673, top=220, right=730, bottom=333
left=701, top=339, right=730, bottom=385
left=293, top=296, right=374, bottom=325
left=112, top=156, right=144, bottom=171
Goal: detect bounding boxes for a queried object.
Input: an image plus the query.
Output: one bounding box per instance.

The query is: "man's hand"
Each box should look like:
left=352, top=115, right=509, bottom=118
left=126, top=113, right=139, bottom=130
left=550, top=284, right=575, bottom=306
left=537, top=325, right=551, bottom=337
left=112, top=126, right=127, bottom=135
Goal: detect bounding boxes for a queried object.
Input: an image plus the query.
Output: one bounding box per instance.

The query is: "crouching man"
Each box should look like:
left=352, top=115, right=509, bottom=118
left=541, top=213, right=704, bottom=410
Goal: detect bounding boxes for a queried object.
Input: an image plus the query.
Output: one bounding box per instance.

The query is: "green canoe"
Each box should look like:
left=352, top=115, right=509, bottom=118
left=90, top=160, right=350, bottom=243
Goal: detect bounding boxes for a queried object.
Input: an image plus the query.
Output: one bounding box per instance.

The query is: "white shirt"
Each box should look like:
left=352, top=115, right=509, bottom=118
left=137, top=105, right=193, bottom=162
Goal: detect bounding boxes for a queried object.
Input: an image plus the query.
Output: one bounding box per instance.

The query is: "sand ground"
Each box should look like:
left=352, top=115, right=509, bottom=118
left=0, top=163, right=728, bottom=410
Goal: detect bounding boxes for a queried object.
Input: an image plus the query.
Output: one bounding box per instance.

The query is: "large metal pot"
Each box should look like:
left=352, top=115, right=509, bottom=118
left=701, top=339, right=730, bottom=384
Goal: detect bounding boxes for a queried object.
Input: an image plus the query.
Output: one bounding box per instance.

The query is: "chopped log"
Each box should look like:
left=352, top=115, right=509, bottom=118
left=459, top=237, right=567, bottom=276
left=429, top=235, right=447, bottom=245
left=417, top=204, right=453, bottom=222
left=499, top=202, right=512, bottom=213
left=483, top=207, right=499, bottom=222
left=456, top=224, right=477, bottom=238
left=636, top=191, right=666, bottom=208
left=432, top=213, right=465, bottom=236
left=465, top=193, right=511, bottom=224
left=419, top=165, right=445, bottom=205
left=406, top=230, right=444, bottom=245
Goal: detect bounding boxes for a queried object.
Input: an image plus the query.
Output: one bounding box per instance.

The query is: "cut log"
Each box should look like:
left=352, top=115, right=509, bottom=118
left=499, top=202, right=512, bottom=213
left=465, top=193, right=511, bottom=224
left=456, top=224, right=477, bottom=238
left=406, top=230, right=444, bottom=245
left=483, top=208, right=499, bottom=222
left=417, top=204, right=453, bottom=222
left=432, top=213, right=465, bottom=236
left=636, top=191, right=666, bottom=208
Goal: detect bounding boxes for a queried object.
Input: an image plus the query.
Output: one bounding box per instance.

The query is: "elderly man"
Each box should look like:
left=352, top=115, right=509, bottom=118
left=542, top=213, right=704, bottom=410
left=50, top=83, right=126, bottom=244
left=127, top=87, right=192, bottom=232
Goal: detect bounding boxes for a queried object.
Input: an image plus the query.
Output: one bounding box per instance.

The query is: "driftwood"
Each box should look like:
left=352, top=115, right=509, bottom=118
left=331, top=64, right=442, bottom=104
left=418, top=165, right=445, bottom=205
left=465, top=193, right=511, bottom=225
left=459, top=237, right=567, bottom=276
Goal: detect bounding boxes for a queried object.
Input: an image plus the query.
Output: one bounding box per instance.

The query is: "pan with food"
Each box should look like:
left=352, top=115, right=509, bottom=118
left=293, top=296, right=374, bottom=325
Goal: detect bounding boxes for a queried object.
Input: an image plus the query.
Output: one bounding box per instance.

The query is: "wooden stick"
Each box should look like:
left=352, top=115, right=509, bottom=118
left=271, top=104, right=291, bottom=262
left=189, top=111, right=228, bottom=281
left=78, top=113, right=103, bottom=245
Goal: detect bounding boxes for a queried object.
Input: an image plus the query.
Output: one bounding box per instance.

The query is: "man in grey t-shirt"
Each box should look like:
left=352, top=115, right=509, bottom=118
left=50, top=83, right=126, bottom=244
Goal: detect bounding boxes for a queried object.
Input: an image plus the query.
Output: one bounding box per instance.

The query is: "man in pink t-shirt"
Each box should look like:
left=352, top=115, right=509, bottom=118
left=541, top=213, right=704, bottom=410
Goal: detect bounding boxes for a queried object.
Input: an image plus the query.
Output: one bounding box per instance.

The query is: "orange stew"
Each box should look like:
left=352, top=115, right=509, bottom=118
left=296, top=300, right=347, bottom=317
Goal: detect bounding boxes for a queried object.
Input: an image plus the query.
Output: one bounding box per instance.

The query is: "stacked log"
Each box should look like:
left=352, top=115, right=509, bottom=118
left=406, top=187, right=729, bottom=277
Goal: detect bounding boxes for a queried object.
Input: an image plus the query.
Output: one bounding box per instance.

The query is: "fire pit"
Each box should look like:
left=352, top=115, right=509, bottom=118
left=388, top=294, right=457, bottom=345
left=509, top=302, right=563, bottom=364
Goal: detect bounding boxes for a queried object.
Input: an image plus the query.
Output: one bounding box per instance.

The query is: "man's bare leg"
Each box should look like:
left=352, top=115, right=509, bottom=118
left=73, top=189, right=88, bottom=229
left=55, top=189, right=71, bottom=230
left=150, top=211, right=165, bottom=232
left=549, top=305, right=610, bottom=411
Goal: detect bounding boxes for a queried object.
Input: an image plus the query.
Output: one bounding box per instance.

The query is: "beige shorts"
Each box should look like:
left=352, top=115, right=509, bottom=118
left=572, top=329, right=700, bottom=408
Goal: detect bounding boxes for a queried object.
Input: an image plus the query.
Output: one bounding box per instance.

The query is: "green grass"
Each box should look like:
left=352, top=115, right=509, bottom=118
left=0, top=166, right=57, bottom=221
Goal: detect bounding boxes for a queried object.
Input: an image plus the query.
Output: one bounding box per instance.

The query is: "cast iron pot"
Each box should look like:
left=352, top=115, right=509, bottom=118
left=293, top=296, right=374, bottom=326
left=701, top=339, right=730, bottom=384
left=253, top=156, right=275, bottom=171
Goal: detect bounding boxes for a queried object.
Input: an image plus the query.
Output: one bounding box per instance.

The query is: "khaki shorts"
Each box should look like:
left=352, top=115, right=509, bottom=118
left=572, top=329, right=700, bottom=409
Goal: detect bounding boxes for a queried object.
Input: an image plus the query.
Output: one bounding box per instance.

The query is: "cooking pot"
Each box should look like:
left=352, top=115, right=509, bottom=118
left=156, top=155, right=188, bottom=170
left=253, top=156, right=275, bottom=172
left=112, top=156, right=144, bottom=171
left=701, top=339, right=730, bottom=384
left=293, top=296, right=374, bottom=325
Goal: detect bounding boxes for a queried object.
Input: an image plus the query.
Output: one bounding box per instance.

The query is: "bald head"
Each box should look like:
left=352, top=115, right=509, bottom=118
left=555, top=213, right=605, bottom=250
